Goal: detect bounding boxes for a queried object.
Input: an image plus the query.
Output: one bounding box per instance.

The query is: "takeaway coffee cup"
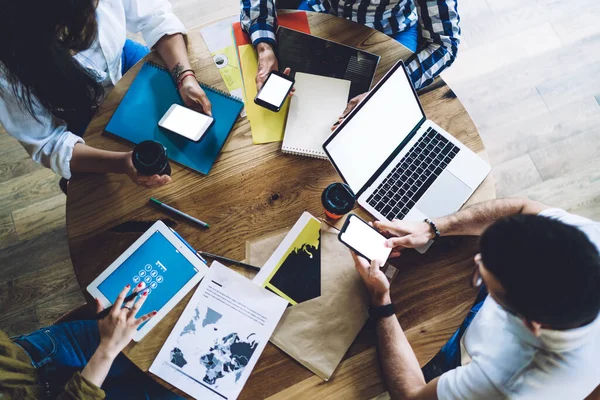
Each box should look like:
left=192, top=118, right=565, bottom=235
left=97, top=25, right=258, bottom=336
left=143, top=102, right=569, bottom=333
left=321, top=183, right=356, bottom=220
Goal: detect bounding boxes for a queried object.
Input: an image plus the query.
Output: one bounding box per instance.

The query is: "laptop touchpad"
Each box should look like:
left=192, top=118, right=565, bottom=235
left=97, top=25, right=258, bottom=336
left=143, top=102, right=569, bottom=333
left=415, top=170, right=472, bottom=218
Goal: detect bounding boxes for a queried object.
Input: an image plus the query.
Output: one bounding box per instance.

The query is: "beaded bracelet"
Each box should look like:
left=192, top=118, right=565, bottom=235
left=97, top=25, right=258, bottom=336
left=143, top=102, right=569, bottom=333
left=424, top=218, right=441, bottom=239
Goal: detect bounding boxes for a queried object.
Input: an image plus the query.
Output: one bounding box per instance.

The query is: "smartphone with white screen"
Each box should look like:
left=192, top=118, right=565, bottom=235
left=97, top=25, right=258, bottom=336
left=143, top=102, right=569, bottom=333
left=339, top=214, right=392, bottom=265
left=254, top=71, right=294, bottom=112
left=158, top=104, right=214, bottom=142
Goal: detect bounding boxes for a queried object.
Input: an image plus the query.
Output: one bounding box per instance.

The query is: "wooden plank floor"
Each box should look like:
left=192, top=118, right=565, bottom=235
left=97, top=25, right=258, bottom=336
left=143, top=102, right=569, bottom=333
left=0, top=0, right=598, bottom=371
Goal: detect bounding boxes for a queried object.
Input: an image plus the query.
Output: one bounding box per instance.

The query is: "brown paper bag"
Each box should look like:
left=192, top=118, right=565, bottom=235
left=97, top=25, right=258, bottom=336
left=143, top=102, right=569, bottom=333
left=246, top=225, right=370, bottom=380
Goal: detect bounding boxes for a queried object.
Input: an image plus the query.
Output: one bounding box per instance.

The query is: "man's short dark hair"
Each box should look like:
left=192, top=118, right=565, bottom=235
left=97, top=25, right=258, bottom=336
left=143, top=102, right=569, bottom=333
left=480, top=214, right=600, bottom=328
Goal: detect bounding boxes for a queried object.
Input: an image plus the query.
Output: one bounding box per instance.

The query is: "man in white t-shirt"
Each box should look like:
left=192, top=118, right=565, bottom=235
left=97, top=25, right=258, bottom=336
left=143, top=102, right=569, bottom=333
left=351, top=198, right=600, bottom=399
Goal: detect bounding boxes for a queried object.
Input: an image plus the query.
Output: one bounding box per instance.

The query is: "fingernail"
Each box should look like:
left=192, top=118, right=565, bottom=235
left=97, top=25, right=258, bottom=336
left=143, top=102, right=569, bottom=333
left=137, top=282, right=143, bottom=287
left=143, top=291, right=148, bottom=296
left=126, top=284, right=130, bottom=288
left=152, top=311, right=157, bottom=315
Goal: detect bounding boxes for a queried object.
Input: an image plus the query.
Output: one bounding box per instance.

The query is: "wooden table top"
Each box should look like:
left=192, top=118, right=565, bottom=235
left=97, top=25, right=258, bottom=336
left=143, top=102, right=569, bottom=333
left=66, top=11, right=495, bottom=399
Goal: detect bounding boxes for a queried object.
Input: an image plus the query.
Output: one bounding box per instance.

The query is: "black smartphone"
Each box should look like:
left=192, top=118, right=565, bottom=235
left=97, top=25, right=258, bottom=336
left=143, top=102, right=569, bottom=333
left=339, top=214, right=392, bottom=265
left=254, top=70, right=295, bottom=112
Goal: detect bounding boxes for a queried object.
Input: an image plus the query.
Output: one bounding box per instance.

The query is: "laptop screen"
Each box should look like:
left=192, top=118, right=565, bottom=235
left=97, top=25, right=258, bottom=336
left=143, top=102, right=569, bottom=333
left=323, top=62, right=425, bottom=194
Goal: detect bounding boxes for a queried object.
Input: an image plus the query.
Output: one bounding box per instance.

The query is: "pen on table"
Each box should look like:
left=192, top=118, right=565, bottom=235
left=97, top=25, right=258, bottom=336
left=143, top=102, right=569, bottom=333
left=197, top=251, right=261, bottom=272
left=96, top=290, right=141, bottom=319
left=150, top=198, right=209, bottom=229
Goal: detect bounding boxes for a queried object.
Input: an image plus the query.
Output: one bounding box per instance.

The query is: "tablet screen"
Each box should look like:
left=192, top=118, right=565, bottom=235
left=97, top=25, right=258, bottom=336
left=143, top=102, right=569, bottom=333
left=97, top=230, right=199, bottom=329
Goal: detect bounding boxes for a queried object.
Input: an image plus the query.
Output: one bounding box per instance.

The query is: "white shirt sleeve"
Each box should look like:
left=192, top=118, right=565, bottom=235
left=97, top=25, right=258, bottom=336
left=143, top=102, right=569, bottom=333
left=437, top=361, right=505, bottom=400
left=0, top=79, right=84, bottom=180
left=121, top=0, right=186, bottom=48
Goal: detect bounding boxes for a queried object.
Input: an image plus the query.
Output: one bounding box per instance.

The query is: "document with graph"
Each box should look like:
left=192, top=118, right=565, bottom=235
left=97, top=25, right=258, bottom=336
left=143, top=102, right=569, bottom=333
left=149, top=262, right=287, bottom=400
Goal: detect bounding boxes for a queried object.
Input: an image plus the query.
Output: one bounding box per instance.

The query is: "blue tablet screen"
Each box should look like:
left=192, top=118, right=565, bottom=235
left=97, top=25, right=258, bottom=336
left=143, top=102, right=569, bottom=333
left=97, top=230, right=199, bottom=327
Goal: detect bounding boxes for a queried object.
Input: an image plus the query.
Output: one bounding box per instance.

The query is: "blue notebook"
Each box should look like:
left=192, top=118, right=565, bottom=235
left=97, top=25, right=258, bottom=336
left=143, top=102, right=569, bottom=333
left=105, top=62, right=243, bottom=175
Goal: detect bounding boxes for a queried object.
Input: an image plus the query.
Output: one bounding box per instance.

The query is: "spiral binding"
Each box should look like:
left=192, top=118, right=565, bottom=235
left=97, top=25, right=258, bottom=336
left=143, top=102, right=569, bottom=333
left=145, top=61, right=243, bottom=104
left=281, top=146, right=328, bottom=160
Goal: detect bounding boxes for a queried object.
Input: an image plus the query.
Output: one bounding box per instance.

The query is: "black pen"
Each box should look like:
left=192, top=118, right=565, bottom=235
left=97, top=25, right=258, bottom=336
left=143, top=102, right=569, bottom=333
left=96, top=291, right=140, bottom=319
left=197, top=251, right=261, bottom=272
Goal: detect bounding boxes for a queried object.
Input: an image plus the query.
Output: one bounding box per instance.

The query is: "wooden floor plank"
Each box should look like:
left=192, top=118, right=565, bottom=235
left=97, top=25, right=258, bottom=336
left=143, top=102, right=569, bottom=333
left=12, top=195, right=66, bottom=241
left=458, top=0, right=492, bottom=19
left=36, top=288, right=85, bottom=327
left=481, top=97, right=600, bottom=165
left=0, top=306, right=39, bottom=337
left=0, top=226, right=70, bottom=284
left=493, top=154, right=543, bottom=197
left=441, top=23, right=562, bottom=84
left=0, top=168, right=62, bottom=216
left=536, top=61, right=600, bottom=110
left=0, top=214, right=18, bottom=251
left=0, top=259, right=78, bottom=317
left=514, top=159, right=600, bottom=221
left=461, top=0, right=600, bottom=49
left=529, top=128, right=600, bottom=180
left=551, top=7, right=600, bottom=45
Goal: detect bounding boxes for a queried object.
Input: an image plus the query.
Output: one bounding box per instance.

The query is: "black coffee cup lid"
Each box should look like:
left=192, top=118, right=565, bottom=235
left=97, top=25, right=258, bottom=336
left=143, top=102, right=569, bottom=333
left=322, top=183, right=356, bottom=215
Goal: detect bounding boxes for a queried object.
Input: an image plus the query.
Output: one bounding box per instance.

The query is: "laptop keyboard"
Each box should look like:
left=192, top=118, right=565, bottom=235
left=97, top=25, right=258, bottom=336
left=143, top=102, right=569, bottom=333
left=366, top=127, right=460, bottom=220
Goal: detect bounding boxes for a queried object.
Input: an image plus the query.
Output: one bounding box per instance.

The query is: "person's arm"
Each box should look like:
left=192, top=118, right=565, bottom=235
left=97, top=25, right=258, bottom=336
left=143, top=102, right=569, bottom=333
left=374, top=199, right=550, bottom=254
left=241, top=0, right=277, bottom=49
left=70, top=143, right=170, bottom=188
left=0, top=77, right=168, bottom=187
left=241, top=0, right=286, bottom=91
left=405, top=0, right=461, bottom=90
left=57, top=285, right=155, bottom=399
left=122, top=0, right=212, bottom=115
left=351, top=252, right=438, bottom=400
left=155, top=34, right=212, bottom=116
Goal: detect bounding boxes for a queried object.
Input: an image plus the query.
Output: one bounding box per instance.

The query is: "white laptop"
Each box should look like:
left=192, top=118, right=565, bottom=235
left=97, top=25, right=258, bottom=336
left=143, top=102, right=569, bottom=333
left=323, top=61, right=490, bottom=250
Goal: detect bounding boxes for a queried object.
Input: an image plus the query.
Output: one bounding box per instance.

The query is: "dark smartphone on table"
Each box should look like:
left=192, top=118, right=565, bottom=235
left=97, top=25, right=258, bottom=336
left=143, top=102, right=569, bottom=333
left=254, top=70, right=295, bottom=112
left=339, top=214, right=392, bottom=265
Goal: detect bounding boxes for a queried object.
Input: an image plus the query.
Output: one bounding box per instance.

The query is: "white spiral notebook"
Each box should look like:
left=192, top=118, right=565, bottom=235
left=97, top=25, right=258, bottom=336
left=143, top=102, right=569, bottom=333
left=282, top=73, right=351, bottom=159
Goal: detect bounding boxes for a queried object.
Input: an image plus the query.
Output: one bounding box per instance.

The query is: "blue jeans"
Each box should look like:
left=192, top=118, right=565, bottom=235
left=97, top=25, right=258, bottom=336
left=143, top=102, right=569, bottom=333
left=296, top=1, right=419, bottom=52
left=12, top=320, right=183, bottom=399
left=121, top=39, right=150, bottom=75
left=421, top=286, right=488, bottom=382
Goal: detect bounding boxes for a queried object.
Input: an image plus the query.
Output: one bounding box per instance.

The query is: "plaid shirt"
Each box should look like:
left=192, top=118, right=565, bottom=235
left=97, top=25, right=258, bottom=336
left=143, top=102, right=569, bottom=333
left=241, top=0, right=460, bottom=90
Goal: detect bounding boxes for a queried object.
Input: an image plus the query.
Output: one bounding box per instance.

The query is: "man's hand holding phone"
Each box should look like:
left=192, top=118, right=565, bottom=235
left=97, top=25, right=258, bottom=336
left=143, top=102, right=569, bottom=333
left=351, top=251, right=391, bottom=307
left=255, top=43, right=295, bottom=112
left=339, top=214, right=392, bottom=266
left=373, top=219, right=435, bottom=257
left=256, top=43, right=279, bottom=91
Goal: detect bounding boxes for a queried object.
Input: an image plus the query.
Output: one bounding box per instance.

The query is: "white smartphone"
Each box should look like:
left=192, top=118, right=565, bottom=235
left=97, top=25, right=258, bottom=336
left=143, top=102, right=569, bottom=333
left=339, top=214, right=392, bottom=265
left=158, top=104, right=214, bottom=142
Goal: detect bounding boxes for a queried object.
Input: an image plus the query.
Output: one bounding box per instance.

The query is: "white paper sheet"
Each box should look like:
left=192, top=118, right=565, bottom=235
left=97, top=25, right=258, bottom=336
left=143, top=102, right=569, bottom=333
left=200, top=16, right=246, bottom=116
left=149, top=262, right=287, bottom=400
left=282, top=73, right=351, bottom=158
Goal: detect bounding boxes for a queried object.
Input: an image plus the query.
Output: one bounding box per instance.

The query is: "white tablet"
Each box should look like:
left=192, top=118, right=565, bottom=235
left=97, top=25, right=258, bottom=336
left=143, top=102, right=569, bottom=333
left=87, top=221, right=208, bottom=341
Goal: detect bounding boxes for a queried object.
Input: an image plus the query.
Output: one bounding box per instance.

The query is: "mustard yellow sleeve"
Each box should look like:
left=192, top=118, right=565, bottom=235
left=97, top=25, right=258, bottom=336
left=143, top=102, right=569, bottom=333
left=56, top=371, right=106, bottom=400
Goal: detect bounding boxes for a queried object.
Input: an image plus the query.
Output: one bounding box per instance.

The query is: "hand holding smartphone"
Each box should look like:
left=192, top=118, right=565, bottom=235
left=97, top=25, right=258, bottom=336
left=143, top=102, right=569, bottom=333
left=339, top=214, right=392, bottom=266
left=254, top=70, right=295, bottom=112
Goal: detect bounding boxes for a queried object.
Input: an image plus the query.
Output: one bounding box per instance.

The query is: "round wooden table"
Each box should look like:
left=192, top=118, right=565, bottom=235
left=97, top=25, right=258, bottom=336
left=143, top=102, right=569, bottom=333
left=67, top=11, right=495, bottom=399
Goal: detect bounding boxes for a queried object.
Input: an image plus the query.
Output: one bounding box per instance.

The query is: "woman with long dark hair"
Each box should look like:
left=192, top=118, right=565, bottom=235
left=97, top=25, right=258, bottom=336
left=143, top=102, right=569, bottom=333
left=0, top=0, right=212, bottom=188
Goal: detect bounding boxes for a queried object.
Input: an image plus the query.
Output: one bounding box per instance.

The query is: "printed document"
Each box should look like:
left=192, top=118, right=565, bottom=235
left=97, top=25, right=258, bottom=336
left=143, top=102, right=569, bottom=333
left=150, top=262, right=288, bottom=400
